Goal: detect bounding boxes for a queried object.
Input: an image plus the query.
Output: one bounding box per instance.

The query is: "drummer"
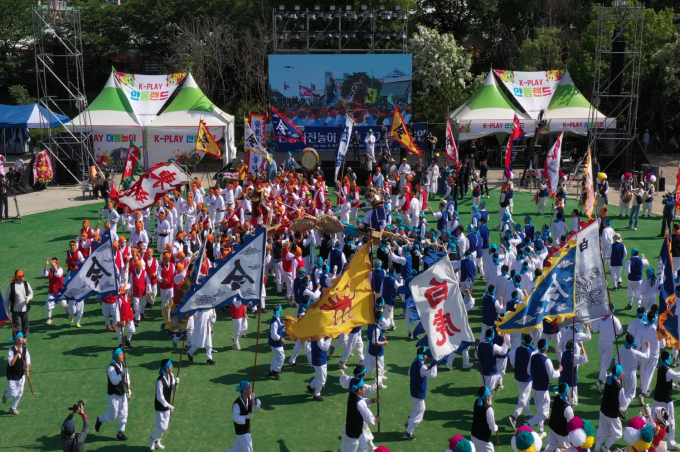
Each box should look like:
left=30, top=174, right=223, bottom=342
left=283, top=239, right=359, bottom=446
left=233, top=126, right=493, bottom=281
left=619, top=172, right=633, bottom=217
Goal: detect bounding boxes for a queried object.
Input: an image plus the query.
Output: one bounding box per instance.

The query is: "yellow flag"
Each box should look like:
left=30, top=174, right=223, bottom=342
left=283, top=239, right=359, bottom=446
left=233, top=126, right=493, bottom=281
left=391, top=107, right=421, bottom=156
left=584, top=147, right=595, bottom=218
left=195, top=120, right=221, bottom=157
left=367, top=88, right=379, bottom=104
left=283, top=243, right=375, bottom=341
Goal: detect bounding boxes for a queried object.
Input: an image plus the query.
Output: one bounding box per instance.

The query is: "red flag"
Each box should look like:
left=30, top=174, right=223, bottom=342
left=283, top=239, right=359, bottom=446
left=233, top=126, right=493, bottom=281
left=675, top=164, right=680, bottom=210
left=122, top=142, right=141, bottom=180
left=504, top=114, right=525, bottom=170
left=445, top=118, right=460, bottom=168
left=299, top=85, right=315, bottom=97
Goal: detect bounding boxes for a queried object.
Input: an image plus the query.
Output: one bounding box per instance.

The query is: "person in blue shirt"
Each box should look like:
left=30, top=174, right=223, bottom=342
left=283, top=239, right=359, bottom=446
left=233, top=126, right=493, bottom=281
left=268, top=304, right=285, bottom=380
left=659, top=192, right=676, bottom=237
left=509, top=334, right=536, bottom=430
left=479, top=217, right=491, bottom=276
left=403, top=346, right=438, bottom=441
left=610, top=233, right=627, bottom=290
left=476, top=328, right=508, bottom=397
left=363, top=311, right=388, bottom=388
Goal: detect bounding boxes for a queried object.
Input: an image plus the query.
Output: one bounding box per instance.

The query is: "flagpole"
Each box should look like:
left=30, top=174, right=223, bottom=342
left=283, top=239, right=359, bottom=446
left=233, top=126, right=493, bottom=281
left=571, top=315, right=576, bottom=404
left=473, top=340, right=500, bottom=444
left=5, top=304, right=34, bottom=395
left=369, top=241, right=380, bottom=433
left=597, top=231, right=621, bottom=364
left=170, top=333, right=187, bottom=416
left=251, top=235, right=267, bottom=392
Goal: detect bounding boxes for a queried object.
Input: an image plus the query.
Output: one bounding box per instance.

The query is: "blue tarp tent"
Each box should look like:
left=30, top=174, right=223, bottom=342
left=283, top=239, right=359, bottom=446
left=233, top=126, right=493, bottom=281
left=0, top=104, right=70, bottom=129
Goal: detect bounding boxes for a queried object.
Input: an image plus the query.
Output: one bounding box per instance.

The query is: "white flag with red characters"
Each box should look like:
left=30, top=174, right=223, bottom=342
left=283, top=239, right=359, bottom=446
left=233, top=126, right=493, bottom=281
left=409, top=256, right=475, bottom=360
left=111, top=162, right=190, bottom=211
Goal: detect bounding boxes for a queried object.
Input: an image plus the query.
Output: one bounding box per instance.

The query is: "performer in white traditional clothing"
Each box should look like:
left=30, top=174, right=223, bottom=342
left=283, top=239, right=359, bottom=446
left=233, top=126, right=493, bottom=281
left=2, top=332, right=30, bottom=415
left=592, top=303, right=623, bottom=392
left=341, top=376, right=380, bottom=452
left=188, top=309, right=217, bottom=365
left=147, top=358, right=178, bottom=450
left=268, top=304, right=285, bottom=380
left=224, top=381, right=261, bottom=452
left=594, top=364, right=632, bottom=452
left=42, top=257, right=67, bottom=325
left=95, top=348, right=130, bottom=441
left=403, top=346, right=438, bottom=441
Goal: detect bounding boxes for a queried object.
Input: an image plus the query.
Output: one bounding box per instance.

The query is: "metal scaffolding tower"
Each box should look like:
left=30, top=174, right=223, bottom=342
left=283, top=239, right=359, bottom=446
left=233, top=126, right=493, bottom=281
left=587, top=1, right=644, bottom=173
left=33, top=0, right=93, bottom=184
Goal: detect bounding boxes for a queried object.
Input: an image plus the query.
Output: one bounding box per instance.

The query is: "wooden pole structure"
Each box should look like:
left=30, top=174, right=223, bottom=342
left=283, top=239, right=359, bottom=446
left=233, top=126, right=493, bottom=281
left=170, top=334, right=187, bottom=414
left=251, top=236, right=268, bottom=392
left=369, top=241, right=380, bottom=433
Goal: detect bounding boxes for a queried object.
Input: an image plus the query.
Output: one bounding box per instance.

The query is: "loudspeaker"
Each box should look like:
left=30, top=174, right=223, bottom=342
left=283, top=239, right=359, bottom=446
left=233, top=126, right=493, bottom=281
left=55, top=158, right=82, bottom=184
left=609, top=27, right=625, bottom=97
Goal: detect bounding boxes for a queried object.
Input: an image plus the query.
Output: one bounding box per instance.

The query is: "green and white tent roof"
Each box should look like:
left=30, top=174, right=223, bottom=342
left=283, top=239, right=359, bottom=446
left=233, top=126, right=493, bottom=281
left=147, top=73, right=234, bottom=127
left=449, top=70, right=530, bottom=122
left=542, top=70, right=613, bottom=134
left=68, top=73, right=140, bottom=128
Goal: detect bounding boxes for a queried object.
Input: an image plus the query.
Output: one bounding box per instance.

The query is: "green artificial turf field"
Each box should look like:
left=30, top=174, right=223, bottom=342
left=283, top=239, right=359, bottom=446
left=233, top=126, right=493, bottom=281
left=0, top=188, right=674, bottom=452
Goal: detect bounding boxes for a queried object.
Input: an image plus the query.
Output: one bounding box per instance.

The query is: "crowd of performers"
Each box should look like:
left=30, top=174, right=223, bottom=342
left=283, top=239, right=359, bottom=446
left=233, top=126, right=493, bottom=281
left=4, top=156, right=680, bottom=452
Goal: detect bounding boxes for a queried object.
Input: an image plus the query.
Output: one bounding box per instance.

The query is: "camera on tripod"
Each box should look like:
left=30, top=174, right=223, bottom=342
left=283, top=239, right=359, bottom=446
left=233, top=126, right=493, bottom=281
left=68, top=400, right=84, bottom=411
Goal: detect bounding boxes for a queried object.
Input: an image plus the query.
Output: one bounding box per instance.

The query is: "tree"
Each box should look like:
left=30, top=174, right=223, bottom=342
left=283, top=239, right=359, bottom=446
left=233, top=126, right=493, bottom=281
left=416, top=0, right=491, bottom=38
left=410, top=25, right=475, bottom=127
left=0, top=0, right=35, bottom=103
left=8, top=85, right=34, bottom=105
left=516, top=27, right=563, bottom=70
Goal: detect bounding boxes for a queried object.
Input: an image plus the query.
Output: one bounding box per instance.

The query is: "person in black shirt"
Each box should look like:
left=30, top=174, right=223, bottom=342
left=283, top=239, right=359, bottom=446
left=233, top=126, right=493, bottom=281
left=0, top=173, right=9, bottom=221
left=147, top=358, right=178, bottom=450
left=61, top=402, right=90, bottom=452
left=671, top=224, right=680, bottom=269
left=652, top=350, right=680, bottom=450
left=351, top=131, right=361, bottom=161
left=462, top=160, right=472, bottom=197
left=479, top=159, right=490, bottom=199
left=228, top=381, right=261, bottom=451
left=594, top=364, right=632, bottom=452
left=470, top=385, right=499, bottom=452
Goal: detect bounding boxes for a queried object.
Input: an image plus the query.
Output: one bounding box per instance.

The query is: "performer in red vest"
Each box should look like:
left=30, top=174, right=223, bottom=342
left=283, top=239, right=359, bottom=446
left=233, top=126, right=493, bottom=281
left=230, top=299, right=248, bottom=351
left=128, top=260, right=151, bottom=327
left=145, top=248, right=158, bottom=313
left=100, top=292, right=117, bottom=332
left=158, top=252, right=175, bottom=323
left=42, top=257, right=66, bottom=325
left=66, top=241, right=85, bottom=278
left=116, top=286, right=136, bottom=349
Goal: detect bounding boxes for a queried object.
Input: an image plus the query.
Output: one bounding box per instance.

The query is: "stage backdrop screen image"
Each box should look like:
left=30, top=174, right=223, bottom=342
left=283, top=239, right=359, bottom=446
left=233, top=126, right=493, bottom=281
left=269, top=54, right=413, bottom=153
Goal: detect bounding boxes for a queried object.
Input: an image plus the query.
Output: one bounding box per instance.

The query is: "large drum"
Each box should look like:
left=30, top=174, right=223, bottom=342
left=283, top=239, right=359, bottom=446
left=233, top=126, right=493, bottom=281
left=300, top=147, right=319, bottom=170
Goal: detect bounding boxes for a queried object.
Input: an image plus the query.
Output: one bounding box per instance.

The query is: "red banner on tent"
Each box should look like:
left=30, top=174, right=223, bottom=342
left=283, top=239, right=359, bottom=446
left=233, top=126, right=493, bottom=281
left=504, top=114, right=525, bottom=170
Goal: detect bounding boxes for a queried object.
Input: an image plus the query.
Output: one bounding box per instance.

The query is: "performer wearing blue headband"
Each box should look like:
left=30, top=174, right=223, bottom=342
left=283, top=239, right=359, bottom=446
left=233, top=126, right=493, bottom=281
left=558, top=339, right=587, bottom=406
left=594, top=364, right=632, bottom=452
left=525, top=338, right=562, bottom=438
left=625, top=247, right=649, bottom=310
left=403, top=346, right=439, bottom=441
left=480, top=285, right=503, bottom=340
left=307, top=334, right=331, bottom=402
left=509, top=334, right=536, bottom=430
left=95, top=347, right=130, bottom=441
left=617, top=332, right=650, bottom=405
left=226, top=381, right=261, bottom=452
left=651, top=349, right=680, bottom=450
left=470, top=385, right=498, bottom=452
left=147, top=358, right=178, bottom=450
left=640, top=310, right=664, bottom=400
left=343, top=374, right=380, bottom=452
left=609, top=232, right=627, bottom=291
left=3, top=331, right=30, bottom=415
left=593, top=302, right=623, bottom=393
left=544, top=382, right=575, bottom=452
left=268, top=304, right=285, bottom=381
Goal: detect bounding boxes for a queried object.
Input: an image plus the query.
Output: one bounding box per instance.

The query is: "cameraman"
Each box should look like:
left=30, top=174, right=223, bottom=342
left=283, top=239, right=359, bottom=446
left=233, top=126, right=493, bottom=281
left=61, top=401, right=90, bottom=452
left=0, top=173, right=8, bottom=221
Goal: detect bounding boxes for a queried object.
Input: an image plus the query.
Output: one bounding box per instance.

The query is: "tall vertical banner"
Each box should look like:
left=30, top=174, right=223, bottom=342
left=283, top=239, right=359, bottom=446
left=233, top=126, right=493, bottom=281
left=244, top=121, right=271, bottom=178
left=121, top=142, right=141, bottom=181
left=584, top=147, right=596, bottom=218
left=493, top=70, right=564, bottom=119
left=504, top=114, right=525, bottom=170
left=248, top=112, right=268, bottom=177
left=195, top=120, right=222, bottom=157
left=544, top=131, right=563, bottom=196
left=114, top=71, right=187, bottom=126
left=657, top=233, right=679, bottom=348
left=409, top=256, right=475, bottom=360
left=445, top=117, right=459, bottom=167
left=571, top=219, right=610, bottom=325
left=334, top=115, right=354, bottom=181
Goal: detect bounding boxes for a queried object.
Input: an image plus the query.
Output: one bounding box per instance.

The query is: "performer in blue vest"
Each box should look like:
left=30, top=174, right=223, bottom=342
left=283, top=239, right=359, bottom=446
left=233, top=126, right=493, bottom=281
left=558, top=340, right=588, bottom=406
left=626, top=248, right=649, bottom=309
left=609, top=233, right=627, bottom=290
left=544, top=382, right=575, bottom=452
left=403, top=346, right=438, bottom=441
left=429, top=202, right=449, bottom=235
left=380, top=267, right=402, bottom=332
left=525, top=339, right=562, bottom=437
left=524, top=216, right=535, bottom=241
left=476, top=328, right=508, bottom=396
left=338, top=324, right=365, bottom=370
left=509, top=334, right=536, bottom=430
left=456, top=249, right=477, bottom=292
left=293, top=268, right=307, bottom=307
left=363, top=311, right=388, bottom=389
left=370, top=259, right=386, bottom=294
left=268, top=304, right=285, bottom=380
left=328, top=241, right=347, bottom=276
left=480, top=285, right=504, bottom=339
left=479, top=217, right=491, bottom=274
left=310, top=257, right=324, bottom=292
left=307, top=336, right=331, bottom=401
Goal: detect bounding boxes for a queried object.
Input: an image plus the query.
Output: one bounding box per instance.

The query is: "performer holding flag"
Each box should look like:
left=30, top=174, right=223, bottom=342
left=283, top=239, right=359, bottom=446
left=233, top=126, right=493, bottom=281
left=225, top=381, right=261, bottom=452
left=504, top=114, right=525, bottom=171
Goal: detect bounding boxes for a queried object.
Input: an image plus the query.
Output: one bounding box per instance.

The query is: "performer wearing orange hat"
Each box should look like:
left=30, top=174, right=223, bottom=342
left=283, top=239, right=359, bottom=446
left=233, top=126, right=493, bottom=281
left=66, top=241, right=86, bottom=279
left=128, top=259, right=152, bottom=327
left=144, top=249, right=159, bottom=313
left=42, top=257, right=66, bottom=325
left=100, top=202, right=121, bottom=234
left=156, top=212, right=172, bottom=251
left=5, top=270, right=33, bottom=339
left=78, top=219, right=95, bottom=243
left=115, top=286, right=136, bottom=348
left=78, top=232, right=93, bottom=258
left=130, top=221, right=149, bottom=248
left=157, top=252, right=176, bottom=322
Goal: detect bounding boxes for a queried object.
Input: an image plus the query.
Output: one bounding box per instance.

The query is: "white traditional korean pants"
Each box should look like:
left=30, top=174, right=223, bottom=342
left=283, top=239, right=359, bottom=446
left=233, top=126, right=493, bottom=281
left=99, top=393, right=128, bottom=432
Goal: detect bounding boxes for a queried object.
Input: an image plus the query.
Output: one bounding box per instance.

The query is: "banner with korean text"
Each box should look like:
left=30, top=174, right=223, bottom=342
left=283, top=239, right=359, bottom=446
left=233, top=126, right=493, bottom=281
left=92, top=127, right=144, bottom=170
left=145, top=126, right=224, bottom=168
left=114, top=72, right=186, bottom=126
left=493, top=70, right=563, bottom=119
